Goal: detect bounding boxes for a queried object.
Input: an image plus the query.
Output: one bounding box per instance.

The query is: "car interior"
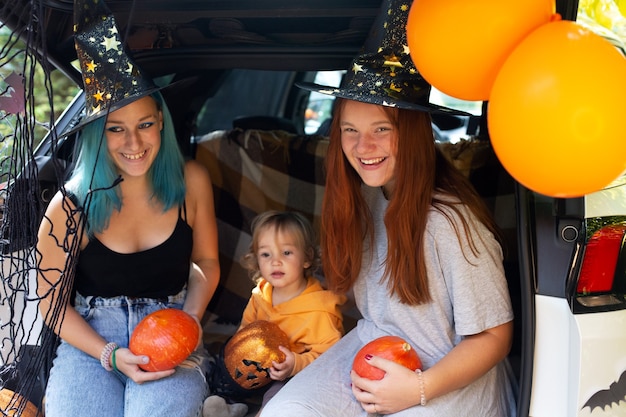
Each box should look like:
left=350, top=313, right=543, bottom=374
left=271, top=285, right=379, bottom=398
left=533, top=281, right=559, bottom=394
left=5, top=1, right=623, bottom=417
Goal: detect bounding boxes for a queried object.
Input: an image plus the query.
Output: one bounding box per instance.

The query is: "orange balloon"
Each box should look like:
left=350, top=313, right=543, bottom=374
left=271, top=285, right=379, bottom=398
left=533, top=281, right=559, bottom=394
left=488, top=20, right=626, bottom=198
left=407, top=0, right=556, bottom=101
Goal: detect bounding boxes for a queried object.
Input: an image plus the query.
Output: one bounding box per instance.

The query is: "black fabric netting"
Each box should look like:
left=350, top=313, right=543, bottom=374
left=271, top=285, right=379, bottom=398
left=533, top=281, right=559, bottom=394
left=0, top=0, right=81, bottom=414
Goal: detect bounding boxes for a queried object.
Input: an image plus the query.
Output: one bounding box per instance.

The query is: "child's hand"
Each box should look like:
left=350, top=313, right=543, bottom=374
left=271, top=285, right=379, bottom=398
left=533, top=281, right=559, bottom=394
left=269, top=345, right=295, bottom=381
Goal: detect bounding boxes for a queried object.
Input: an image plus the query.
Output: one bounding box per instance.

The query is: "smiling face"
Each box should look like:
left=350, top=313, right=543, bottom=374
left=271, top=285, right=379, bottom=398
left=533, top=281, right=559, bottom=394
left=256, top=225, right=310, bottom=298
left=340, top=100, right=398, bottom=195
left=104, top=96, right=163, bottom=178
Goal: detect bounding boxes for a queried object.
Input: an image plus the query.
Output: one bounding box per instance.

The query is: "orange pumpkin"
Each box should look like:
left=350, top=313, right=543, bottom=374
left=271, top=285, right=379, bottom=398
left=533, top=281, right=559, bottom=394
left=223, top=320, right=290, bottom=390
left=352, top=336, right=422, bottom=380
left=0, top=388, right=42, bottom=417
left=129, top=308, right=199, bottom=372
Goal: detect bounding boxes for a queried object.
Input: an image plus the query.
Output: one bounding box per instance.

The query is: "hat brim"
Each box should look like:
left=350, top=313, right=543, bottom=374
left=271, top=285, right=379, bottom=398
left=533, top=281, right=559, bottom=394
left=297, top=82, right=471, bottom=116
left=59, top=77, right=194, bottom=138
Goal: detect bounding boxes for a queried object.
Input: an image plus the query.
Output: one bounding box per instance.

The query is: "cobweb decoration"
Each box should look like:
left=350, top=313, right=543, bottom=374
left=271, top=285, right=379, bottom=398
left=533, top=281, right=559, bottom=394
left=0, top=0, right=80, bottom=414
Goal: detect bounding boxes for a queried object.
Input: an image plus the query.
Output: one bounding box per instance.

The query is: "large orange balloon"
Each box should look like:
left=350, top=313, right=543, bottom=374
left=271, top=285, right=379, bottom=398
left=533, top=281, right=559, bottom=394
left=406, top=0, right=555, bottom=101
left=488, top=20, right=626, bottom=198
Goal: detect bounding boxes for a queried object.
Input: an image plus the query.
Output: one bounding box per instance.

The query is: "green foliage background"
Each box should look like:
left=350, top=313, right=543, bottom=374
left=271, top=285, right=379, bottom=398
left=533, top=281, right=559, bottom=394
left=0, top=24, right=80, bottom=175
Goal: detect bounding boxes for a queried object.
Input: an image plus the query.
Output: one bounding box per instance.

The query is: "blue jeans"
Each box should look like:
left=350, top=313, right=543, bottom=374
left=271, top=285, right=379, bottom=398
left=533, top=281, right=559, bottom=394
left=45, top=289, right=209, bottom=417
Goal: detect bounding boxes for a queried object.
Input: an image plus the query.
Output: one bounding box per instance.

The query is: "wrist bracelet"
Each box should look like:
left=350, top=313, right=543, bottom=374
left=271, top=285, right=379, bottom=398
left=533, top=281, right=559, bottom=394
left=100, top=342, right=118, bottom=371
left=111, top=347, right=119, bottom=372
left=415, top=369, right=427, bottom=406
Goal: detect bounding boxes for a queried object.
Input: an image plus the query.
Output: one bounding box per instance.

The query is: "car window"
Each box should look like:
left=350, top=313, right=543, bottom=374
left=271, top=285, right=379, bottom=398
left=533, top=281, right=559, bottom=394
left=195, top=69, right=295, bottom=135
left=429, top=89, right=482, bottom=116
left=304, top=71, right=344, bottom=135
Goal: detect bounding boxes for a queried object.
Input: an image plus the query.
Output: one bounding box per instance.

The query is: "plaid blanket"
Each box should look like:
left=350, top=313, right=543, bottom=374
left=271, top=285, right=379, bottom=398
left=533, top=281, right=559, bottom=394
left=195, top=128, right=329, bottom=346
left=195, top=130, right=517, bottom=354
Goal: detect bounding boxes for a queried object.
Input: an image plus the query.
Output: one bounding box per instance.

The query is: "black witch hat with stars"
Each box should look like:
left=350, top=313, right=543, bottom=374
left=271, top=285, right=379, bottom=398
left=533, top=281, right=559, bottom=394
left=297, top=0, right=467, bottom=114
left=71, top=0, right=164, bottom=131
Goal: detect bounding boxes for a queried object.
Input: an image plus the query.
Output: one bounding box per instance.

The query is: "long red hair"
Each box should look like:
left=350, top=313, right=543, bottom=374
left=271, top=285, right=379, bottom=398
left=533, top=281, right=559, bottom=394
left=321, top=99, right=501, bottom=305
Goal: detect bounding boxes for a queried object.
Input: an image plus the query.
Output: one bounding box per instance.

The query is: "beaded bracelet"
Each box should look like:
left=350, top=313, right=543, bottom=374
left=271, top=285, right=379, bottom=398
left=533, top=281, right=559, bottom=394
left=415, top=369, right=427, bottom=406
left=100, top=342, right=118, bottom=371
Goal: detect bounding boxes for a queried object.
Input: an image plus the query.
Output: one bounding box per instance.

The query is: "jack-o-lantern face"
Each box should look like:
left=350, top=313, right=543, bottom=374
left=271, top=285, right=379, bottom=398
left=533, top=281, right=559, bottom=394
left=223, top=320, right=290, bottom=390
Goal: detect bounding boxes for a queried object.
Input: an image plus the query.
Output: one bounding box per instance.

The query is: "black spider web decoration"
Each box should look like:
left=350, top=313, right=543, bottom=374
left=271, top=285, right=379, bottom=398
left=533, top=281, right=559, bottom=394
left=0, top=0, right=150, bottom=412
left=0, top=0, right=79, bottom=414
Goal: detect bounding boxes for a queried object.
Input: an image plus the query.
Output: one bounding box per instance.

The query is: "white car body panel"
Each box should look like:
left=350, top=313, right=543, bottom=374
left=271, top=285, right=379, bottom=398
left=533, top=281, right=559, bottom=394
left=576, top=311, right=626, bottom=416
left=530, top=295, right=581, bottom=417
left=529, top=296, right=626, bottom=417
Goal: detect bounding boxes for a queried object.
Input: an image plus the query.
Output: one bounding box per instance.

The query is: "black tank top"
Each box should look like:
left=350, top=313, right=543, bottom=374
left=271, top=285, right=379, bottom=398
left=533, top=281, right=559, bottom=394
left=74, top=206, right=192, bottom=298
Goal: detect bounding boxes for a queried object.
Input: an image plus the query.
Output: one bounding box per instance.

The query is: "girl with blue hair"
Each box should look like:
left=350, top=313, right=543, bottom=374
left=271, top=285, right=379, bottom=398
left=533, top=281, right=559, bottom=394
left=36, top=1, right=219, bottom=415
left=36, top=91, right=219, bottom=416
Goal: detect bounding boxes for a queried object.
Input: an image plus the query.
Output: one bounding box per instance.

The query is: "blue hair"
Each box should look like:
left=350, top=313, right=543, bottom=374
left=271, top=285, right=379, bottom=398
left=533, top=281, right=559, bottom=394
left=66, top=92, right=186, bottom=236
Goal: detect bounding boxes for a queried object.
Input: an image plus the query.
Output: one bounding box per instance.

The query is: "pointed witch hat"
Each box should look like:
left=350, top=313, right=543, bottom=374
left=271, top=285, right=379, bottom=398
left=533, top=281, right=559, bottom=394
left=69, top=0, right=165, bottom=132
left=297, top=0, right=466, bottom=114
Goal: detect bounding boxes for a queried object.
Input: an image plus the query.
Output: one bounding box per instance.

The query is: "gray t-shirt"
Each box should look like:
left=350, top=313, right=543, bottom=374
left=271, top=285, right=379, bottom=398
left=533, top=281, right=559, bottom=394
left=355, top=186, right=514, bottom=368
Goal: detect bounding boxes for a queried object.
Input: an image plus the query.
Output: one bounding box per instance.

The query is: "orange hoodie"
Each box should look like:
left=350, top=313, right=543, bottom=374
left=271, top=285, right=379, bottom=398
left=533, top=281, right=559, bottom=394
left=239, top=276, right=347, bottom=376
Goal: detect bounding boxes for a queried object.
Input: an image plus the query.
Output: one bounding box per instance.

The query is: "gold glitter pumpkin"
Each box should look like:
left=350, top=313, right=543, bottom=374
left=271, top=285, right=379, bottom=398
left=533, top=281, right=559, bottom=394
left=224, top=320, right=291, bottom=390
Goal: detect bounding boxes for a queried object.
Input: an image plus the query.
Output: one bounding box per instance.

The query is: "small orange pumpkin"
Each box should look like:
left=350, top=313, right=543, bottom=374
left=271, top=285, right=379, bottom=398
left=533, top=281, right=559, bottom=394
left=0, top=388, right=42, bottom=417
left=129, top=308, right=199, bottom=372
left=352, top=336, right=422, bottom=380
left=223, top=320, right=290, bottom=390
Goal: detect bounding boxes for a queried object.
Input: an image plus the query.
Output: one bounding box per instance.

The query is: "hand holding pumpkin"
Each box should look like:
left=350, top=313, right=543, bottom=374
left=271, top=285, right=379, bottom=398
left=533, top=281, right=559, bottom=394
left=268, top=345, right=295, bottom=381
left=110, top=347, right=176, bottom=383
left=224, top=320, right=291, bottom=390
left=352, top=336, right=422, bottom=380
left=351, top=356, right=427, bottom=415
left=350, top=336, right=424, bottom=414
left=129, top=308, right=200, bottom=372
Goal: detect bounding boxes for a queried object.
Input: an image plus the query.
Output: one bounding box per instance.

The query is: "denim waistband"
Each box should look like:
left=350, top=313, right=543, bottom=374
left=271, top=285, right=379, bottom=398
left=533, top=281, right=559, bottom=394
left=75, top=286, right=187, bottom=308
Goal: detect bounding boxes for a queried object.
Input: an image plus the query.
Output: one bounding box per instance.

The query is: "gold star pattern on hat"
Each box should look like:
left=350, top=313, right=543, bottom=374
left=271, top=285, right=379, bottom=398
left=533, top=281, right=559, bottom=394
left=71, top=0, right=161, bottom=128
left=297, top=0, right=467, bottom=114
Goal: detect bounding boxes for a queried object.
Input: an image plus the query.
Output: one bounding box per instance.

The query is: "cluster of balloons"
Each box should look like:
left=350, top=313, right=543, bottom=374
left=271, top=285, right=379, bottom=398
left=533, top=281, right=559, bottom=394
left=407, top=0, right=626, bottom=198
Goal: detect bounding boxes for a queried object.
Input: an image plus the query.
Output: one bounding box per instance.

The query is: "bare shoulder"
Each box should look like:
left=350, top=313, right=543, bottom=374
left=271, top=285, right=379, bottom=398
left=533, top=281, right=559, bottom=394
left=39, top=190, right=83, bottom=241
left=183, top=160, right=214, bottom=218
left=184, top=159, right=212, bottom=187
left=45, top=190, right=78, bottom=217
